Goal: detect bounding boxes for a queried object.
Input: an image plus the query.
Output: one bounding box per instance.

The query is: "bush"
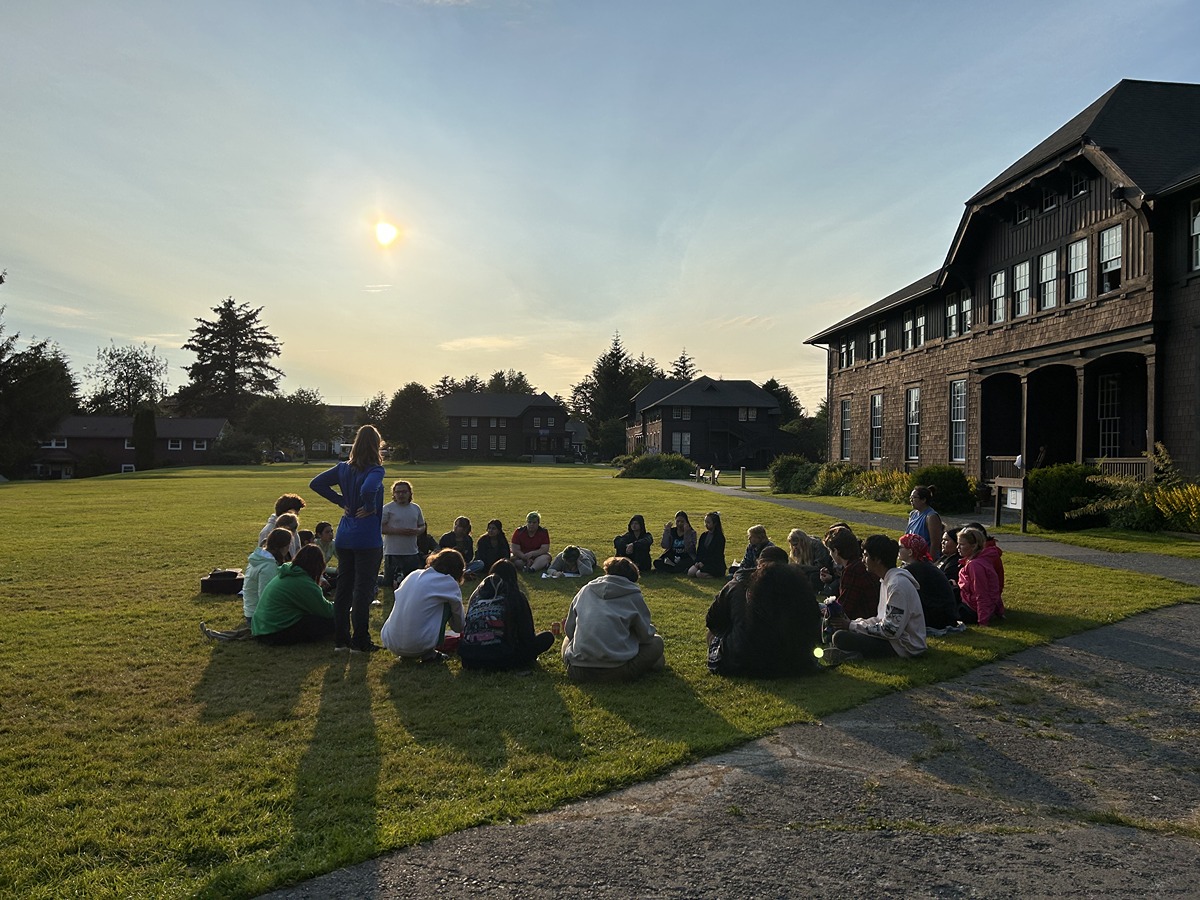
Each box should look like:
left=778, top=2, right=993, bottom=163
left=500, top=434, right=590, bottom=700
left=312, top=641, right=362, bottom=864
left=811, top=462, right=862, bottom=496
left=610, top=454, right=636, bottom=469
left=614, top=453, right=696, bottom=479
left=769, top=454, right=820, bottom=494
left=210, top=431, right=263, bottom=465
left=851, top=469, right=910, bottom=503
left=1155, top=483, right=1200, bottom=533
left=1025, top=462, right=1104, bottom=530
left=909, top=465, right=976, bottom=515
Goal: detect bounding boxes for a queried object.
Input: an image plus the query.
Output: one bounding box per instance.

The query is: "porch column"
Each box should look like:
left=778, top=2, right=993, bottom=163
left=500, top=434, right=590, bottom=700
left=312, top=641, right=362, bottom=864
left=1075, top=365, right=1086, bottom=464
left=1145, top=350, right=1157, bottom=479
left=1019, top=373, right=1029, bottom=469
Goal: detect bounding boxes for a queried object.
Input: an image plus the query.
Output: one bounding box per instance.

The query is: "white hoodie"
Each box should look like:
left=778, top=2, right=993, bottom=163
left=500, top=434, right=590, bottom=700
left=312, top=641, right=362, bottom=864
left=563, top=575, right=657, bottom=668
left=243, top=548, right=280, bottom=619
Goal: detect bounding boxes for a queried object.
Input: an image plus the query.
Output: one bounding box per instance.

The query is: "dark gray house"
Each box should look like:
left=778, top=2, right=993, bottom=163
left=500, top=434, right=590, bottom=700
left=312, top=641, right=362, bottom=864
left=32, top=416, right=229, bottom=478
left=437, top=393, right=572, bottom=460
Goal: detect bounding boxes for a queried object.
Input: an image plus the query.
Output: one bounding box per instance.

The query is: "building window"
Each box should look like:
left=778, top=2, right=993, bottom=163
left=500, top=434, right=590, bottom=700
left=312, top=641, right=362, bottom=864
left=738, top=407, right=747, bottom=421
left=1041, top=187, right=1057, bottom=212
left=748, top=408, right=757, bottom=422
left=944, top=291, right=959, bottom=338
left=950, top=380, right=967, bottom=462
left=839, top=339, right=855, bottom=368
left=903, top=311, right=913, bottom=350
left=168, top=439, right=182, bottom=451
left=461, top=417, right=469, bottom=427
left=839, top=399, right=851, bottom=460
left=1071, top=171, right=1089, bottom=197
left=914, top=306, right=925, bottom=345
left=961, top=292, right=973, bottom=332
left=905, top=387, right=920, bottom=461
left=490, top=417, right=497, bottom=428
left=1192, top=200, right=1200, bottom=271
left=499, top=418, right=507, bottom=428
left=1015, top=202, right=1031, bottom=224
left=1012, top=261, right=1030, bottom=317
left=121, top=464, right=136, bottom=474
left=547, top=416, right=555, bottom=427
left=125, top=439, right=136, bottom=450
left=460, top=435, right=469, bottom=449
left=470, top=417, right=478, bottom=428
left=489, top=435, right=497, bottom=450
left=1099, top=224, right=1122, bottom=293
left=990, top=271, right=1006, bottom=324
left=671, top=432, right=692, bottom=456
left=673, top=407, right=682, bottom=419
left=470, top=434, right=478, bottom=450
left=869, top=394, right=883, bottom=460
left=193, top=439, right=208, bottom=451
left=1039, top=250, right=1058, bottom=310
left=869, top=320, right=887, bottom=359
left=682, top=407, right=691, bottom=420
left=39, top=438, right=67, bottom=449
left=1068, top=238, right=1088, bottom=301
left=1098, top=373, right=1120, bottom=458
left=533, top=417, right=541, bottom=427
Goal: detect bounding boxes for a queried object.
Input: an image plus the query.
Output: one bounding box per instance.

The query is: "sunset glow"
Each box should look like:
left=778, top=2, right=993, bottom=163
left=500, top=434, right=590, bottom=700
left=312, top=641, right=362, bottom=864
left=375, top=222, right=399, bottom=247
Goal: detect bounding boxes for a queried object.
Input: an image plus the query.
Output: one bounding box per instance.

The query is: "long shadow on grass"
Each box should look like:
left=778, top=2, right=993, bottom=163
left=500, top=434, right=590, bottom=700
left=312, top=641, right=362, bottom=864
left=192, top=640, right=329, bottom=723
left=383, top=661, right=583, bottom=772
left=197, top=654, right=382, bottom=898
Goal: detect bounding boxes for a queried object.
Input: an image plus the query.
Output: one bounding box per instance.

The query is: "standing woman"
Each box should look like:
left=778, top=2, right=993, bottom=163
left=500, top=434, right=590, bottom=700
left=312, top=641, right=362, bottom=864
left=655, top=511, right=697, bottom=573
left=906, top=485, right=944, bottom=551
left=309, top=424, right=386, bottom=652
left=689, top=512, right=726, bottom=579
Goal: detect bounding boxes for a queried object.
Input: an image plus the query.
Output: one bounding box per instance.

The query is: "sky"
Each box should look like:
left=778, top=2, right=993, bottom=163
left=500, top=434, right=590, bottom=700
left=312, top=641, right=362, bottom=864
left=3, top=0, right=1199, bottom=415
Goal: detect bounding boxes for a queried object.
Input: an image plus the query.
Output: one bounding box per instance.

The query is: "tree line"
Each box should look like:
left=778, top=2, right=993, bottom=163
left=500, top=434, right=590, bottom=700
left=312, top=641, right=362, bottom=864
left=0, top=279, right=824, bottom=476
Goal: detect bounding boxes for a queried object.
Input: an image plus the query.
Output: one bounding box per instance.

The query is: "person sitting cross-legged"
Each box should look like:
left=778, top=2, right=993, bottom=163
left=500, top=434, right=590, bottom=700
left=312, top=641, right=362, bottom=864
left=380, top=548, right=466, bottom=663
left=251, top=545, right=336, bottom=646
left=561, top=556, right=664, bottom=683
left=459, top=560, right=555, bottom=671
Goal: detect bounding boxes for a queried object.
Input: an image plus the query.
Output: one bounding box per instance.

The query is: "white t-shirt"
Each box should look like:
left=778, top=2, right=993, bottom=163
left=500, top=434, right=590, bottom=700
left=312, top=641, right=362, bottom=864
left=381, top=501, right=424, bottom=555
left=380, top=567, right=464, bottom=657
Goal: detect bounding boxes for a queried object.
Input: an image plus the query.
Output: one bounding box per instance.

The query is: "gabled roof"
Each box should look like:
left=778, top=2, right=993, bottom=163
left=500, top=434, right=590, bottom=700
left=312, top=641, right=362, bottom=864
left=640, top=376, right=781, bottom=411
left=53, top=416, right=229, bottom=439
left=630, top=378, right=689, bottom=412
left=439, top=392, right=563, bottom=418
left=805, top=271, right=940, bottom=345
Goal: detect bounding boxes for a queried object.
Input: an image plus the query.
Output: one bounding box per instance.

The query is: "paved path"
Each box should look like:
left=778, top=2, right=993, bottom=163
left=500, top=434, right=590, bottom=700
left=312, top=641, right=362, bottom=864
left=267, top=489, right=1200, bottom=899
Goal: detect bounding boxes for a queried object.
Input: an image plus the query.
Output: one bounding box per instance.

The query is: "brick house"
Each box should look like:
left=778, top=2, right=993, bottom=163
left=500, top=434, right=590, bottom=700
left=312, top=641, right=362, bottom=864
left=437, top=393, right=572, bottom=460
left=806, top=80, right=1200, bottom=483
left=625, top=376, right=790, bottom=469
left=32, top=416, right=230, bottom=478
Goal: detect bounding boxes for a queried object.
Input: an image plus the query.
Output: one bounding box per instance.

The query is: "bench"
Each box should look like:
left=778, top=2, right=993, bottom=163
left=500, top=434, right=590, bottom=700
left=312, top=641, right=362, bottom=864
left=710, top=469, right=721, bottom=485
left=694, top=468, right=707, bottom=482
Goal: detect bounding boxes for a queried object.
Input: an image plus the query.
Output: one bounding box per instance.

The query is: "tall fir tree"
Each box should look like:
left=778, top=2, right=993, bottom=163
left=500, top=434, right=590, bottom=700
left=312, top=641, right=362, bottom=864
left=176, top=297, right=283, bottom=420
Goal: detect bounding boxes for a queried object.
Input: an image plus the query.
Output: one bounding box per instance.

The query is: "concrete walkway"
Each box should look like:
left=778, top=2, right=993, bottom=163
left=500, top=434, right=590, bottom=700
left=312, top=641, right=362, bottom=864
left=266, top=490, right=1200, bottom=899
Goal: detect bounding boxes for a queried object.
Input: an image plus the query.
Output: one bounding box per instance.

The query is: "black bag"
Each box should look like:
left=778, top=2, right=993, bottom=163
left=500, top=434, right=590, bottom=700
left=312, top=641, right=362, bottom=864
left=200, top=568, right=244, bottom=594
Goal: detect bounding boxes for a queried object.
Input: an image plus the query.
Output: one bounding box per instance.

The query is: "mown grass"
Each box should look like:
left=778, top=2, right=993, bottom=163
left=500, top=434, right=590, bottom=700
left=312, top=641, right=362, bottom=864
left=3, top=463, right=1195, bottom=898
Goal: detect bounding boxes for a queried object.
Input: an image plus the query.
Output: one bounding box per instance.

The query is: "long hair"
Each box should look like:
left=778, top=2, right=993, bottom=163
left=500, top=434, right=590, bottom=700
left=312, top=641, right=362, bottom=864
left=705, top=511, right=724, bottom=539
left=293, top=545, right=326, bottom=582
left=264, top=528, right=294, bottom=564
left=349, top=424, right=383, bottom=470
left=787, top=528, right=814, bottom=566
left=487, top=559, right=522, bottom=600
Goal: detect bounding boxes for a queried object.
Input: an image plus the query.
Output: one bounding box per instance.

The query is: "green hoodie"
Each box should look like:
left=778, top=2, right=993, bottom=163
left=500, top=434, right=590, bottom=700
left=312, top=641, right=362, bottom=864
left=251, top=563, right=334, bottom=636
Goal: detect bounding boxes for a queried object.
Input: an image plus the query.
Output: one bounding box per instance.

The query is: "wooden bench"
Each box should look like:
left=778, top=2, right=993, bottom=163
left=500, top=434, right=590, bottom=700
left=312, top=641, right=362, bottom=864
left=710, top=469, right=721, bottom=485
left=694, top=468, right=707, bottom=482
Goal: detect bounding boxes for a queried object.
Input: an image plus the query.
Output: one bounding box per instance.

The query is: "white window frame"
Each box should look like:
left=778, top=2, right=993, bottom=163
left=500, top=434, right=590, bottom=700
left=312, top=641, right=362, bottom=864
left=533, top=417, right=541, bottom=427
left=490, top=417, right=497, bottom=428
left=547, top=416, right=555, bottom=427
left=193, top=439, right=208, bottom=451
left=167, top=439, right=182, bottom=451
left=1069, top=238, right=1088, bottom=301
left=903, top=311, right=914, bottom=350
left=1039, top=250, right=1058, bottom=310
left=1041, top=187, right=1057, bottom=212
left=905, top=387, right=920, bottom=461
left=470, top=434, right=478, bottom=450
left=461, top=417, right=469, bottom=427
left=1099, top=224, right=1122, bottom=293
left=839, top=399, right=851, bottom=460
left=1071, top=171, right=1089, bottom=197
left=950, top=380, right=967, bottom=462
left=39, top=438, right=67, bottom=449
left=1192, top=200, right=1200, bottom=271
left=120, top=464, right=136, bottom=474
left=748, top=408, right=757, bottom=422
left=869, top=393, right=883, bottom=461
left=498, top=435, right=507, bottom=450
left=738, top=407, right=748, bottom=422
left=671, top=431, right=692, bottom=456
left=914, top=306, right=925, bottom=346
left=489, top=435, right=497, bottom=450
left=944, top=291, right=959, bottom=338
left=460, top=435, right=469, bottom=449
left=1012, top=261, right=1030, bottom=317
left=125, top=439, right=136, bottom=450
left=499, top=418, right=506, bottom=428
left=990, top=271, right=1006, bottom=323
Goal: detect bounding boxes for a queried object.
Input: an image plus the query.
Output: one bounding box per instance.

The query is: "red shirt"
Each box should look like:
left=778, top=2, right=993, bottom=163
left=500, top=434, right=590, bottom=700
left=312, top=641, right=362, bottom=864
left=511, top=526, right=550, bottom=554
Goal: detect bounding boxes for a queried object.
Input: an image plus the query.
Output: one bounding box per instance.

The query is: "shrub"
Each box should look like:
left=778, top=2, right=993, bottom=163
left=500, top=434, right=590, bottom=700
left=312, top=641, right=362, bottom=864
left=909, top=465, right=976, bottom=515
left=610, top=454, right=635, bottom=469
left=210, top=431, right=263, bottom=465
left=614, top=453, right=696, bottom=479
left=811, top=462, right=862, bottom=496
left=1025, top=462, right=1104, bottom=530
left=1155, top=483, right=1200, bottom=533
left=769, top=454, right=820, bottom=494
left=851, top=469, right=910, bottom=503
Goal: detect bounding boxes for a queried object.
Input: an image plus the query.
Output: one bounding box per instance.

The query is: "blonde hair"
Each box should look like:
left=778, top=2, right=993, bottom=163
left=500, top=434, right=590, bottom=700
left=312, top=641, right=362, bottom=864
left=747, top=524, right=767, bottom=541
left=787, top=528, right=814, bottom=565
left=958, top=526, right=986, bottom=557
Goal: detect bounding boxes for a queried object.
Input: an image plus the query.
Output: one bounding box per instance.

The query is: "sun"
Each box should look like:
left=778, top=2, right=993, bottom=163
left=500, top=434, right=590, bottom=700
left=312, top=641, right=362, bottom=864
left=375, top=221, right=399, bottom=247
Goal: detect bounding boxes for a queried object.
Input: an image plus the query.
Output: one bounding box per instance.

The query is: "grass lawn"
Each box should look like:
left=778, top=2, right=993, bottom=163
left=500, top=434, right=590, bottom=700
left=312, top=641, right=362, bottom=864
left=3, top=463, right=1196, bottom=898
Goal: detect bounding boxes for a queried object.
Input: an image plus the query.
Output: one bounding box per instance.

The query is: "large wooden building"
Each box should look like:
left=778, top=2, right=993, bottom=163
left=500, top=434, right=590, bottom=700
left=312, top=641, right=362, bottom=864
left=436, top=392, right=572, bottom=461
left=806, top=80, right=1200, bottom=483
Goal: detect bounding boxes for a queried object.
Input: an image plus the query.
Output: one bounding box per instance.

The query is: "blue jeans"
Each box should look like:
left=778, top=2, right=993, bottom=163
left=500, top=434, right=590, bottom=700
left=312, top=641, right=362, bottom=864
left=334, top=544, right=383, bottom=648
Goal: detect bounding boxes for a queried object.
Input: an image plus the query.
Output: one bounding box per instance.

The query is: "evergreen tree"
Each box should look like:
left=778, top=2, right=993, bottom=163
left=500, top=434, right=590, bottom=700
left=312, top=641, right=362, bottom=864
left=176, top=297, right=283, bottom=420
left=132, top=405, right=157, bottom=471
left=83, top=341, right=170, bottom=416
left=669, top=348, right=698, bottom=380
left=569, top=334, right=664, bottom=460
left=384, top=382, right=444, bottom=463
left=484, top=369, right=536, bottom=394
left=761, top=378, right=802, bottom=425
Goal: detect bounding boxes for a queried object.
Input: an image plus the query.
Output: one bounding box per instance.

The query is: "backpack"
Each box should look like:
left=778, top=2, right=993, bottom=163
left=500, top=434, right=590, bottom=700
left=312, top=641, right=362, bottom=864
left=459, top=579, right=515, bottom=666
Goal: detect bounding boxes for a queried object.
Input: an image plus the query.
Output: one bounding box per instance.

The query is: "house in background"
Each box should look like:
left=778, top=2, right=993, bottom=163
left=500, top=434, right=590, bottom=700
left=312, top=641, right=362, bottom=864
left=625, top=376, right=791, bottom=469
left=31, top=416, right=229, bottom=478
left=806, top=79, right=1200, bottom=483
left=436, top=393, right=572, bottom=461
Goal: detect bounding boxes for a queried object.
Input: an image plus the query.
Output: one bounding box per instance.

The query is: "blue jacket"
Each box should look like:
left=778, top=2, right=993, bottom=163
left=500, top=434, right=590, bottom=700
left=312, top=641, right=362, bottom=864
left=309, top=462, right=385, bottom=549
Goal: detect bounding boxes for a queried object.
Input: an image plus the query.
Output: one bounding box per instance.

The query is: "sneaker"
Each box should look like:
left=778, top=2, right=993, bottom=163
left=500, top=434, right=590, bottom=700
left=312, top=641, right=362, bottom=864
left=419, top=650, right=449, bottom=664
left=817, top=646, right=863, bottom=668
left=334, top=644, right=352, bottom=652
left=351, top=642, right=382, bottom=654
left=371, top=598, right=382, bottom=607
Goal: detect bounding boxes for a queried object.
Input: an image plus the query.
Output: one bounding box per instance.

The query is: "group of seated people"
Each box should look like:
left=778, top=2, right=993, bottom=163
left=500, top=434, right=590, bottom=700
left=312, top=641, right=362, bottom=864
left=201, top=488, right=1007, bottom=680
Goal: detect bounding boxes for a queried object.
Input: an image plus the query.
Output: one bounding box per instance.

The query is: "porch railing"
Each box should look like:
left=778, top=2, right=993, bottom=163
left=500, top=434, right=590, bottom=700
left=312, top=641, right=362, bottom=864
left=983, top=456, right=1020, bottom=481
left=984, top=455, right=1150, bottom=481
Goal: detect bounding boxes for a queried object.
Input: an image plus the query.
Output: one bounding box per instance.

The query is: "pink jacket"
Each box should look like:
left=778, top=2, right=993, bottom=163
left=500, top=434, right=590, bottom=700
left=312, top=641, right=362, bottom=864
left=979, top=540, right=1005, bottom=593
left=958, top=554, right=1005, bottom=625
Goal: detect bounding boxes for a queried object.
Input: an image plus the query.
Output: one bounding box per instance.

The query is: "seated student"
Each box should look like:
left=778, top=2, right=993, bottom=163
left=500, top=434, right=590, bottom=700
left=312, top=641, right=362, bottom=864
left=729, top=524, right=774, bottom=577
left=511, top=511, right=551, bottom=573
left=439, top=516, right=482, bottom=577
left=817, top=522, right=853, bottom=597
left=315, top=520, right=338, bottom=588
left=688, top=511, right=727, bottom=579
left=547, top=545, right=597, bottom=577
left=898, top=533, right=959, bottom=630
left=654, top=511, right=698, bottom=573
left=380, top=549, right=466, bottom=662
left=822, top=534, right=927, bottom=666
left=787, top=527, right=835, bottom=594
left=956, top=527, right=1005, bottom=626
left=259, top=493, right=305, bottom=545
left=964, top=521, right=1005, bottom=596
left=459, top=560, right=555, bottom=671
left=561, top=556, right=664, bottom=683
left=201, top=528, right=294, bottom=641
left=705, top=545, right=822, bottom=677
left=476, top=519, right=512, bottom=573
left=251, top=545, right=336, bottom=646
left=613, top=514, right=654, bottom=574
left=273, top=512, right=303, bottom=561
left=822, top=526, right=880, bottom=622
left=298, top=529, right=315, bottom=547
left=935, top=526, right=963, bottom=595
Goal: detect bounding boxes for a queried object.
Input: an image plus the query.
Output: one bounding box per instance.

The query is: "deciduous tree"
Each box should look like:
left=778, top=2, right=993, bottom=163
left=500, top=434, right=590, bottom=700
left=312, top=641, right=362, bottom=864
left=83, top=341, right=170, bottom=416
left=176, top=297, right=283, bottom=420
left=357, top=392, right=388, bottom=431
left=384, top=383, right=444, bottom=463
left=288, top=388, right=340, bottom=464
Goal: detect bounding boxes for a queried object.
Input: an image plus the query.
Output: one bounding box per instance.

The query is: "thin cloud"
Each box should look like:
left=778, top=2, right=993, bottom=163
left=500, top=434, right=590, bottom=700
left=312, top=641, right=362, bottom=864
left=363, top=284, right=393, bottom=293
left=717, top=315, right=773, bottom=329
left=438, top=335, right=524, bottom=352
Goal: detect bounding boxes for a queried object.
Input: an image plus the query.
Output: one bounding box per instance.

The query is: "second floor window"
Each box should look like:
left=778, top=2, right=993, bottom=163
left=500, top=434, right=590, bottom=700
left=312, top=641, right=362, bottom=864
left=168, top=439, right=182, bottom=451
left=869, top=394, right=883, bottom=460
left=533, top=417, right=541, bottom=427
left=990, top=271, right=1007, bottom=324
left=1039, top=250, right=1058, bottom=310
left=945, top=291, right=959, bottom=338
left=1013, top=261, right=1030, bottom=317
left=1192, top=200, right=1200, bottom=271
left=1069, top=238, right=1088, bottom=301
left=1099, top=224, right=1122, bottom=293
left=905, top=387, right=920, bottom=461
left=869, top=321, right=887, bottom=359
left=839, top=339, right=855, bottom=368
left=547, top=416, right=555, bottom=427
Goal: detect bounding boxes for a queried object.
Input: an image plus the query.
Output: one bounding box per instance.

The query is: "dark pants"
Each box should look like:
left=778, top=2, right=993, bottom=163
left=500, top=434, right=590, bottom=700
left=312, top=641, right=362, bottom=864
left=831, top=629, right=900, bottom=658
left=384, top=553, right=424, bottom=589
left=335, top=544, right=383, bottom=649
left=563, top=635, right=665, bottom=682
left=256, top=615, right=335, bottom=646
